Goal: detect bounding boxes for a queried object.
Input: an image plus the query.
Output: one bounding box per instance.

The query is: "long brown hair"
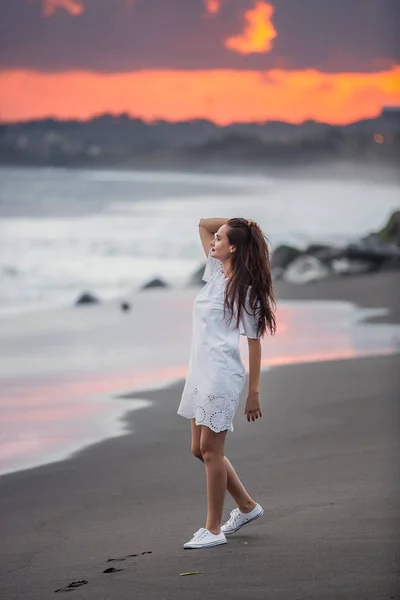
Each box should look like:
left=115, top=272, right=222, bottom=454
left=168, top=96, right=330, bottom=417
left=224, top=217, right=276, bottom=338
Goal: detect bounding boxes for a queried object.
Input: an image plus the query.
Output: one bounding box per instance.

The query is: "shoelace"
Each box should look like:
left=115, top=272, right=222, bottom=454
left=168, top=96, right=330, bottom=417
left=226, top=508, right=242, bottom=528
left=191, top=528, right=208, bottom=540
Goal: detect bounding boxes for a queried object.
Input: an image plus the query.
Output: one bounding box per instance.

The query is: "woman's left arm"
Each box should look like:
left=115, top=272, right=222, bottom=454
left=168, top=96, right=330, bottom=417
left=244, top=338, right=262, bottom=422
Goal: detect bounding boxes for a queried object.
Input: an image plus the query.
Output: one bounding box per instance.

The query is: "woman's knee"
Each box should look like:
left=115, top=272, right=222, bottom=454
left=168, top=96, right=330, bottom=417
left=200, top=442, right=223, bottom=463
left=200, top=428, right=227, bottom=462
left=191, top=445, right=203, bottom=461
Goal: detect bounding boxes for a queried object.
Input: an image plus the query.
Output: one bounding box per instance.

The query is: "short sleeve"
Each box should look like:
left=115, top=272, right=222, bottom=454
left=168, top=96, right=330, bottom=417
left=239, top=290, right=261, bottom=339
left=202, top=249, right=222, bottom=282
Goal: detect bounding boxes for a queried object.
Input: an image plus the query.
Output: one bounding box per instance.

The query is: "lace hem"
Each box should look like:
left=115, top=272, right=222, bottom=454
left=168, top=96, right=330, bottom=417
left=177, top=386, right=238, bottom=433
left=177, top=408, right=234, bottom=433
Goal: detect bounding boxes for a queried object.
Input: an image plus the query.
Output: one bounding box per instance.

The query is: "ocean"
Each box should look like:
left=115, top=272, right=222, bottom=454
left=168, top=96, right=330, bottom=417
left=1, top=165, right=398, bottom=313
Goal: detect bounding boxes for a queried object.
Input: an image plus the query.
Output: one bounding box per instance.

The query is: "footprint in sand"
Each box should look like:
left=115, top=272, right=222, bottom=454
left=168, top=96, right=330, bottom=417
left=55, top=580, right=88, bottom=593
left=103, top=551, right=153, bottom=573
left=103, top=550, right=152, bottom=573
left=103, top=567, right=124, bottom=573
left=55, top=551, right=152, bottom=591
left=106, top=551, right=152, bottom=563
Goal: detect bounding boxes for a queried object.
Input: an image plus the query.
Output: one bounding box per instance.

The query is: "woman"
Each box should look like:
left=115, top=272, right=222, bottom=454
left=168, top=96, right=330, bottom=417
left=177, top=217, right=276, bottom=549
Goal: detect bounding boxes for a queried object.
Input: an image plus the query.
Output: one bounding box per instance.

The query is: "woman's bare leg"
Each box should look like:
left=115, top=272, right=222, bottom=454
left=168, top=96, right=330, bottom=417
left=224, top=456, right=257, bottom=514
left=190, top=420, right=257, bottom=523
left=200, top=425, right=227, bottom=534
left=190, top=419, right=203, bottom=460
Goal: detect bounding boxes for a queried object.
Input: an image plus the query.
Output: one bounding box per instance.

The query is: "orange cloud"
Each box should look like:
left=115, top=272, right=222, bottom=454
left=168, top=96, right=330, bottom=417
left=29, top=0, right=136, bottom=17
left=1, top=67, right=399, bottom=125
left=31, top=0, right=85, bottom=17
left=205, top=0, right=221, bottom=15
left=225, top=1, right=277, bottom=55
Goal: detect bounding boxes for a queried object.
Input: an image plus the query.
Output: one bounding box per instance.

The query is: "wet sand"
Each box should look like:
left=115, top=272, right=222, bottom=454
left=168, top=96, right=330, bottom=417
left=1, top=272, right=399, bottom=600
left=275, top=269, right=400, bottom=324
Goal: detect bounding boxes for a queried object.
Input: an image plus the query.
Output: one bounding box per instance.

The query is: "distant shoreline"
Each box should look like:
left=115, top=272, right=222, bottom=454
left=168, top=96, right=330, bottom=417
left=1, top=159, right=399, bottom=185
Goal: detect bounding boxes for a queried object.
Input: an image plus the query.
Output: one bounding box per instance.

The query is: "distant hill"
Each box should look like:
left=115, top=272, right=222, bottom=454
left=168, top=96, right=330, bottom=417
left=3, top=113, right=399, bottom=143
left=0, top=112, right=399, bottom=169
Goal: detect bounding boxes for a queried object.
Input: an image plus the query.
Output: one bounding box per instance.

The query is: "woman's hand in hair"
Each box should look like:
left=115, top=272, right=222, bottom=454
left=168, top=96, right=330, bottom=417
left=244, top=391, right=262, bottom=422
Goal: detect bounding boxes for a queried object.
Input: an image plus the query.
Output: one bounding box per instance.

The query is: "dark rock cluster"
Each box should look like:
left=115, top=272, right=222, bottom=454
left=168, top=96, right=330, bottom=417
left=272, top=211, right=400, bottom=284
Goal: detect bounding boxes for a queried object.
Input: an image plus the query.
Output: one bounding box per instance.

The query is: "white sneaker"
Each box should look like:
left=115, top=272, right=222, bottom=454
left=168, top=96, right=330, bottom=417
left=221, top=503, right=264, bottom=535
left=183, top=527, right=227, bottom=549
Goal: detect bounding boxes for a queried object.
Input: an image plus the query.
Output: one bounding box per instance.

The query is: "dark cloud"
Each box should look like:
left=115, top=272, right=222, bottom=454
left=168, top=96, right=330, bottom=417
left=0, top=0, right=398, bottom=73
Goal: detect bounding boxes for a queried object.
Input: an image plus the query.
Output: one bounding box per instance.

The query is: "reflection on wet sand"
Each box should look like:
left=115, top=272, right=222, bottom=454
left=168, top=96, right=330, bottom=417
left=0, top=297, right=398, bottom=476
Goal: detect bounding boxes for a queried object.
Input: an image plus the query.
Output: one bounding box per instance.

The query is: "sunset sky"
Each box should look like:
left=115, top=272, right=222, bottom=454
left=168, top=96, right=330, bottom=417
left=0, top=0, right=399, bottom=124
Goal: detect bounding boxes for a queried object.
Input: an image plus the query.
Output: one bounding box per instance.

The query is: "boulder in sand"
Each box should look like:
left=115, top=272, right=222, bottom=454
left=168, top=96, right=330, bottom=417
left=75, top=292, right=101, bottom=306
left=304, top=243, right=336, bottom=258
left=376, top=211, right=400, bottom=246
left=283, top=255, right=330, bottom=284
left=141, top=277, right=169, bottom=290
left=331, top=258, right=377, bottom=276
left=120, top=301, right=131, bottom=312
left=271, top=245, right=302, bottom=270
left=344, top=237, right=400, bottom=268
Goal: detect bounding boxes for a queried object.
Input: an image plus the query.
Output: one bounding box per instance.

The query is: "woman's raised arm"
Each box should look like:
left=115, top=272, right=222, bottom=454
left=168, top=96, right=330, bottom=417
left=199, top=218, right=229, bottom=257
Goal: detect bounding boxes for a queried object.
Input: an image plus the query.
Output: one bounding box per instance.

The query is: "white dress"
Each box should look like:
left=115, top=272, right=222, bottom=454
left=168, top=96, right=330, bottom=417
left=177, top=249, right=261, bottom=433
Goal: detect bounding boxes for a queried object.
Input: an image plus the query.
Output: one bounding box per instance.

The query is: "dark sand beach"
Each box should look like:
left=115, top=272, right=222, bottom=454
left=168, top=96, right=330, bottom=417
left=1, top=272, right=399, bottom=600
